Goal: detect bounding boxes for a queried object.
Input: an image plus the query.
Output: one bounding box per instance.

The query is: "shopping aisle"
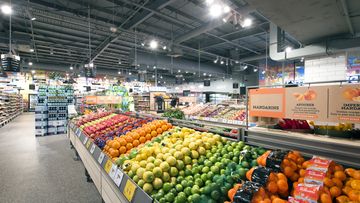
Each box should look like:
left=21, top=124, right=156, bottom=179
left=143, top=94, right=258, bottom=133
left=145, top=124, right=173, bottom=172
left=0, top=113, right=102, bottom=203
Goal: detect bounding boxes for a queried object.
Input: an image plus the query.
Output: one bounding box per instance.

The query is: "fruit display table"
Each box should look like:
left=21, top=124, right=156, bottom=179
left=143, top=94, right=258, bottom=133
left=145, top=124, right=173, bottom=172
left=67, top=123, right=152, bottom=203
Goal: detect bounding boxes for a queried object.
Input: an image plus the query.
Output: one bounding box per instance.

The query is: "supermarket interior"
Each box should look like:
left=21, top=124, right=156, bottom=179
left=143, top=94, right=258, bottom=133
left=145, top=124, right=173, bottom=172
left=0, top=0, right=360, bottom=203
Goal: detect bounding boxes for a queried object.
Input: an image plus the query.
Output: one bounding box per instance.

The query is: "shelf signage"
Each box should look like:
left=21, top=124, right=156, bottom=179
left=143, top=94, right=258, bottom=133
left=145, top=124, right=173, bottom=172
left=285, top=86, right=328, bottom=121
left=123, top=179, right=137, bottom=202
left=98, top=152, right=105, bottom=164
left=109, top=164, right=118, bottom=179
left=85, top=96, right=122, bottom=104
left=249, top=88, right=286, bottom=118
left=90, top=144, right=96, bottom=154
left=104, top=160, right=113, bottom=174
left=113, top=169, right=124, bottom=187
left=83, top=137, right=89, bottom=145
left=328, top=84, right=360, bottom=123
left=86, top=139, right=92, bottom=149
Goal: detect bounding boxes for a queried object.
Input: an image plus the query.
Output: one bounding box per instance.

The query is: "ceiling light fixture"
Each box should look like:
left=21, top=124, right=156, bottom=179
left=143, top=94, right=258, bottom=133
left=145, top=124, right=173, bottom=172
left=162, top=46, right=167, bottom=50
left=29, top=48, right=34, bottom=52
left=243, top=65, right=248, bottom=70
left=28, top=62, right=33, bottom=66
left=203, top=73, right=207, bottom=76
left=141, top=42, right=145, bottom=46
left=185, top=71, right=189, bottom=73
left=118, top=71, right=121, bottom=75
left=254, top=68, right=258, bottom=72
left=242, top=18, right=253, bottom=27
left=31, top=17, right=36, bottom=21
left=1, top=4, right=12, bottom=15
left=69, top=66, right=73, bottom=70
left=160, top=76, right=163, bottom=79
left=153, top=65, right=156, bottom=69
left=223, top=5, right=231, bottom=13
left=226, top=59, right=229, bottom=66
left=209, top=74, right=212, bottom=77
left=77, top=74, right=81, bottom=77
left=220, top=60, right=224, bottom=65
left=152, top=75, right=155, bottom=78
left=209, top=4, right=222, bottom=18
left=66, top=73, right=69, bottom=76
left=178, top=69, right=181, bottom=73
left=214, top=56, right=219, bottom=63
left=149, top=40, right=158, bottom=49
left=31, top=70, right=35, bottom=74
left=285, top=46, right=292, bottom=53
left=235, top=60, right=239, bottom=64
left=129, top=72, right=132, bottom=75
left=262, top=70, right=266, bottom=74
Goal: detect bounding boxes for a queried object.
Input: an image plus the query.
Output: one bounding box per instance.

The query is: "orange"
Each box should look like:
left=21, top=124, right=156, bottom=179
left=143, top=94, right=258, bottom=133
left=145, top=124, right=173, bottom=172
left=110, top=149, right=119, bottom=157
left=119, top=146, right=127, bottom=154
left=353, top=171, right=360, bottom=180
left=156, top=128, right=163, bottom=134
left=336, top=195, right=349, bottom=203
left=332, top=178, right=343, bottom=188
left=290, top=173, right=299, bottom=182
left=268, top=173, right=277, bottom=182
left=334, top=164, right=344, bottom=171
left=277, top=179, right=288, bottom=193
left=296, top=157, right=305, bottom=165
left=145, top=134, right=152, bottom=140
left=267, top=181, right=278, bottom=193
left=167, top=123, right=173, bottom=129
left=143, top=127, right=151, bottom=134
left=298, top=177, right=304, bottom=183
left=277, top=173, right=287, bottom=181
left=126, top=143, right=133, bottom=150
left=348, top=190, right=360, bottom=201
left=334, top=171, right=347, bottom=181
left=282, top=159, right=290, bottom=166
left=150, top=124, right=156, bottom=131
left=302, top=161, right=311, bottom=169
left=104, top=145, right=110, bottom=151
left=111, top=140, right=120, bottom=149
left=272, top=198, right=286, bottom=203
left=342, top=186, right=352, bottom=195
left=284, top=166, right=294, bottom=177
left=299, top=169, right=306, bottom=177
left=118, top=138, right=126, bottom=146
left=330, top=186, right=341, bottom=198
left=132, top=132, right=140, bottom=140
left=139, top=136, right=146, bottom=143
left=125, top=136, right=133, bottom=143
left=132, top=140, right=140, bottom=147
left=151, top=131, right=157, bottom=137
left=161, top=124, right=168, bottom=131
left=320, top=193, right=332, bottom=203
left=323, top=177, right=334, bottom=187
left=155, top=122, right=162, bottom=129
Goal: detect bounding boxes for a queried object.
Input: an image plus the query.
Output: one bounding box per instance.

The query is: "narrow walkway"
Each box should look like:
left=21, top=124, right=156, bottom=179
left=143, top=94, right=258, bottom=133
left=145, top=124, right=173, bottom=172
left=0, top=113, right=102, bottom=203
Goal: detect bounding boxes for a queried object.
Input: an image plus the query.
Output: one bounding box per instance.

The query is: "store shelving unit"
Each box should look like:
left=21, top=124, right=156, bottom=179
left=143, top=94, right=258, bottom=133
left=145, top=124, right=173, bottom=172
left=35, top=85, right=74, bottom=136
left=132, top=93, right=150, bottom=111
left=0, top=91, right=23, bottom=128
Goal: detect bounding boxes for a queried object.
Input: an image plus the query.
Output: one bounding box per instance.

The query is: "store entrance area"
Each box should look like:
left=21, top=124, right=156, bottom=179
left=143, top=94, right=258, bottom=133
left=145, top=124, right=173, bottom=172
left=0, top=113, right=102, bottom=203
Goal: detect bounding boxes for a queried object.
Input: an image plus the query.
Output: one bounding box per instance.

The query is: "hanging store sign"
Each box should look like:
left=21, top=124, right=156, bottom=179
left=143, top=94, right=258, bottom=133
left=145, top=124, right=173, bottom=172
left=85, top=95, right=122, bottom=104
left=285, top=86, right=328, bottom=121
left=249, top=88, right=285, bottom=118
left=328, top=84, right=360, bottom=123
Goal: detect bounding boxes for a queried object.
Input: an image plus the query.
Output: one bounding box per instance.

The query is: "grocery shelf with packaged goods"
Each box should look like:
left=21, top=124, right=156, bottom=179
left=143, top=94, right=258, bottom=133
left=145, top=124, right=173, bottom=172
left=68, top=110, right=360, bottom=203
left=0, top=90, right=23, bottom=128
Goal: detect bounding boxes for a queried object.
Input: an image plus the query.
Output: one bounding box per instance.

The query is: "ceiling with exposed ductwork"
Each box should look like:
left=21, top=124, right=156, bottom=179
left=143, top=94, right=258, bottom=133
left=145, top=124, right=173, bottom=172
left=0, top=0, right=359, bottom=79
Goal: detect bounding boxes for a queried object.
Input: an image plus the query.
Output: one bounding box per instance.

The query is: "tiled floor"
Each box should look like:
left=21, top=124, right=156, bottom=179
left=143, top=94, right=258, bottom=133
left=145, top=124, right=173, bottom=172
left=0, top=113, right=102, bottom=203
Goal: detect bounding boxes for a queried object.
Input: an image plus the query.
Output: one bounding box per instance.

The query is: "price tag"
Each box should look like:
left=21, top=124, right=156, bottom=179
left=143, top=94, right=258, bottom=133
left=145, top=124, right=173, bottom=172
left=109, top=164, right=118, bottom=179
left=123, top=179, right=136, bottom=202
left=98, top=152, right=105, bottom=164
left=104, top=159, right=113, bottom=173
left=113, top=169, right=124, bottom=187
left=75, top=128, right=80, bottom=136
left=86, top=139, right=91, bottom=149
left=83, top=137, right=89, bottom=145
left=90, top=144, right=96, bottom=154
left=77, top=130, right=81, bottom=137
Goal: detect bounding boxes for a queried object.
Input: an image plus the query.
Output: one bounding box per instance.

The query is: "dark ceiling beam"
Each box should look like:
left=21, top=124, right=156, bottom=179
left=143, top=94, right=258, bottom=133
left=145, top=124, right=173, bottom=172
left=89, top=0, right=176, bottom=63
left=122, top=0, right=176, bottom=30
left=339, top=0, right=355, bottom=35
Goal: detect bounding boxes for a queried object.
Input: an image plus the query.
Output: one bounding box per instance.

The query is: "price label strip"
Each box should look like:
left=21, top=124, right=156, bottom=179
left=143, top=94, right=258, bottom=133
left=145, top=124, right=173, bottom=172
left=113, top=169, right=124, bottom=187
left=83, top=137, right=89, bottom=145
left=104, top=160, right=113, bottom=174
left=86, top=139, right=91, bottom=149
left=109, top=164, right=118, bottom=180
left=90, top=144, right=96, bottom=154
left=123, top=179, right=137, bottom=202
left=77, top=129, right=81, bottom=137
left=98, top=152, right=105, bottom=164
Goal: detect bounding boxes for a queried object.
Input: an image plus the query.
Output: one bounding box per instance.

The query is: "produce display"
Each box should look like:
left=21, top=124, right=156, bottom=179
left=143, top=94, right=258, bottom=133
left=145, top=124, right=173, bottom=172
left=163, top=108, right=185, bottom=119
left=182, top=103, right=246, bottom=122
left=71, top=111, right=360, bottom=203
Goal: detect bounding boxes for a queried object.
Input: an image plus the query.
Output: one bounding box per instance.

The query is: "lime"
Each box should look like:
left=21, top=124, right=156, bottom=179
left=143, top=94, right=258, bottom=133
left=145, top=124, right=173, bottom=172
left=211, top=190, right=220, bottom=200
left=170, top=167, right=178, bottom=177
left=185, top=169, right=192, bottom=176
left=165, top=193, right=175, bottom=202
left=192, top=193, right=201, bottom=202
left=194, top=174, right=201, bottom=180
left=191, top=185, right=200, bottom=194
left=176, top=160, right=185, bottom=170
left=184, top=186, right=192, bottom=196
left=166, top=156, right=177, bottom=166
left=132, top=175, right=139, bottom=183
left=176, top=192, right=187, bottom=203
left=154, top=159, right=162, bottom=167
left=241, top=161, right=249, bottom=168
left=175, top=184, right=183, bottom=192
left=143, top=171, right=154, bottom=183
left=136, top=168, right=146, bottom=178
left=239, top=168, right=246, bottom=178
left=201, top=173, right=208, bottom=182
left=127, top=171, right=134, bottom=178
left=205, top=180, right=212, bottom=186
left=201, top=166, right=209, bottom=173
left=191, top=150, right=199, bottom=159
left=177, top=176, right=184, bottom=183
left=194, top=178, right=204, bottom=187
left=207, top=171, right=214, bottom=179
left=210, top=165, right=220, bottom=174
left=152, top=167, right=163, bottom=178
left=146, top=163, right=155, bottom=171
left=183, top=156, right=192, bottom=165
left=147, top=157, right=155, bottom=163
left=203, top=185, right=211, bottom=194
left=137, top=179, right=145, bottom=188
left=163, top=182, right=172, bottom=192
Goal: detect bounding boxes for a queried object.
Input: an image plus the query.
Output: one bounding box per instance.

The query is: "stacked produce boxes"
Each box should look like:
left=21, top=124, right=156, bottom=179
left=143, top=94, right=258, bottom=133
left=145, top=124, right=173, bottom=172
left=35, top=85, right=74, bottom=136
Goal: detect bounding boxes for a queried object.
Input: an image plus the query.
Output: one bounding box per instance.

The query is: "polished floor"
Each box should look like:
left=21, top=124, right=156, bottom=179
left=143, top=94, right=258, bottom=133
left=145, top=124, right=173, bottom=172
left=0, top=113, right=102, bottom=203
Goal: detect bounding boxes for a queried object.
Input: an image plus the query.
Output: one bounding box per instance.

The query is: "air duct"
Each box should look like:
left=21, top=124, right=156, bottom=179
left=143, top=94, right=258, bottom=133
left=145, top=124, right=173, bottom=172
left=130, top=50, right=226, bottom=74
left=269, top=22, right=360, bottom=61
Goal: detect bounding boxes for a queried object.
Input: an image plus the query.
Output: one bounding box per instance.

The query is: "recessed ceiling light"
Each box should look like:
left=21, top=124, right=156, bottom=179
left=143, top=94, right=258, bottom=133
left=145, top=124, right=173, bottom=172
left=223, top=5, right=230, bottom=13
left=153, top=66, right=156, bottom=69
left=209, top=4, right=222, bottom=18
left=118, top=71, right=121, bottom=75
left=203, top=73, right=207, bottom=76
left=178, top=69, right=181, bottom=73
left=66, top=73, right=69, bottom=76
left=29, top=49, right=34, bottom=52
left=129, top=72, right=132, bottom=75
left=78, top=74, right=81, bottom=77
left=160, top=76, right=163, bottom=79
left=254, top=68, right=258, bottom=72
left=152, top=75, right=155, bottom=78
left=149, top=40, right=158, bottom=49
left=1, top=5, right=12, bottom=15
left=69, top=66, right=73, bottom=70
left=220, top=60, right=224, bottom=65
left=285, top=46, right=292, bottom=53
left=243, top=18, right=252, bottom=27
left=28, top=62, right=33, bottom=66
left=31, top=70, right=35, bottom=74
left=31, top=17, right=36, bottom=21
left=162, top=46, right=166, bottom=50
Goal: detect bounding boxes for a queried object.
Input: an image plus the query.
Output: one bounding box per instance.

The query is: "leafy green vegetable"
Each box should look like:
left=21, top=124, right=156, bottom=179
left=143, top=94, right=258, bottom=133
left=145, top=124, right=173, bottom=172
left=163, top=108, right=185, bottom=119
